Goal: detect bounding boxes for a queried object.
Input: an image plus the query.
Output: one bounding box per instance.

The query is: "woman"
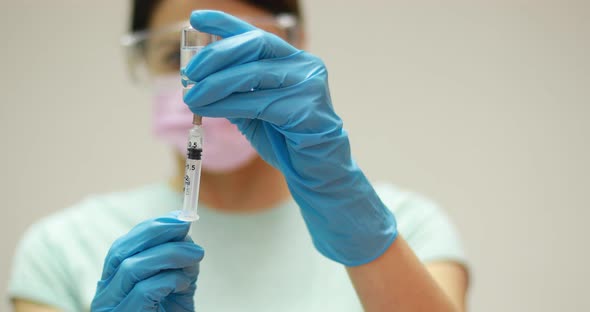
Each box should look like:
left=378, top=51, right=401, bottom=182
left=10, top=0, right=469, bottom=311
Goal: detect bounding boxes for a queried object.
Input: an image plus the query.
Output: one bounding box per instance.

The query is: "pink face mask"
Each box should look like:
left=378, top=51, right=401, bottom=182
left=152, top=75, right=258, bottom=173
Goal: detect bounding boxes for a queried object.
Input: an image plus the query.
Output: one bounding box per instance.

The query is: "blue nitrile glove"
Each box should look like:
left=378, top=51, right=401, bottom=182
left=183, top=10, right=397, bottom=266
left=91, top=212, right=203, bottom=311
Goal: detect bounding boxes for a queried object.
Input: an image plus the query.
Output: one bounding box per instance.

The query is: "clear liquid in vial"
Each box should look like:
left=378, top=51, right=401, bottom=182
left=181, top=46, right=204, bottom=92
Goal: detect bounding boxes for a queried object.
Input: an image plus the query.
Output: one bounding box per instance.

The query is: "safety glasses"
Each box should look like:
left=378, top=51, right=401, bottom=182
left=120, top=14, right=300, bottom=82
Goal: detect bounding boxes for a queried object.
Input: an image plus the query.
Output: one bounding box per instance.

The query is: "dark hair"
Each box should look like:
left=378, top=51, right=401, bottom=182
left=131, top=0, right=301, bottom=32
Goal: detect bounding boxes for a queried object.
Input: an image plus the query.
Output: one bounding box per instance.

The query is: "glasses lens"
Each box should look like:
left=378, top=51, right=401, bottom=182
left=144, top=31, right=182, bottom=75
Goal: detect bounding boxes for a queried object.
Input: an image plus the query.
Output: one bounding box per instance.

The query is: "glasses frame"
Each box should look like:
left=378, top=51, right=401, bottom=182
left=120, top=14, right=300, bottom=82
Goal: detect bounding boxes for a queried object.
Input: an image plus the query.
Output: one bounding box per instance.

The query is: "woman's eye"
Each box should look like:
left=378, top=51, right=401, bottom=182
left=163, top=50, right=181, bottom=68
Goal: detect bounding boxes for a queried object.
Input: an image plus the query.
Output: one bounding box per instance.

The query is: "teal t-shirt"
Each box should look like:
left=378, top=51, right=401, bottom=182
left=9, top=182, right=466, bottom=311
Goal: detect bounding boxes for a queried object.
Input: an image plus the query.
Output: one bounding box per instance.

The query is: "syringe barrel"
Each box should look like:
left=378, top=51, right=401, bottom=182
left=180, top=157, right=202, bottom=221
left=179, top=125, right=204, bottom=222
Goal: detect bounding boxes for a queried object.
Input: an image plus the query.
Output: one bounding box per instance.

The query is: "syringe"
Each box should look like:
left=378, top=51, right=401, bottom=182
left=179, top=115, right=203, bottom=221
left=178, top=26, right=216, bottom=222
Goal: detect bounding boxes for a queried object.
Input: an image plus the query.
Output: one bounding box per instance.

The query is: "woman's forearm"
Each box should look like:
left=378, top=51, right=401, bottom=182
left=347, top=236, right=458, bottom=312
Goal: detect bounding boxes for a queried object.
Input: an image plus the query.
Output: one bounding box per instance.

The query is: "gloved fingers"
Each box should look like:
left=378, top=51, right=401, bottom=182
left=160, top=286, right=198, bottom=312
left=184, top=52, right=308, bottom=108
left=190, top=10, right=256, bottom=39
left=186, top=85, right=305, bottom=126
left=106, top=241, right=203, bottom=298
left=184, top=30, right=298, bottom=83
left=112, top=269, right=195, bottom=311
left=100, top=212, right=191, bottom=279
left=184, top=53, right=329, bottom=129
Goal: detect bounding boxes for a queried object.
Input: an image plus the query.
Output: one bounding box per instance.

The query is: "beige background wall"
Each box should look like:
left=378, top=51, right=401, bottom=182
left=1, top=1, right=589, bottom=311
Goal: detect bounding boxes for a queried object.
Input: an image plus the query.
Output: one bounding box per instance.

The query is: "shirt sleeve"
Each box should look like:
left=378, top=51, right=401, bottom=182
left=8, top=218, right=80, bottom=311
left=375, top=183, right=468, bottom=265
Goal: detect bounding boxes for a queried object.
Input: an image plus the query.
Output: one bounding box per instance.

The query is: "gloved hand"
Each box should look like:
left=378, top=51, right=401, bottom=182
left=91, top=212, right=204, bottom=311
left=184, top=10, right=397, bottom=266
